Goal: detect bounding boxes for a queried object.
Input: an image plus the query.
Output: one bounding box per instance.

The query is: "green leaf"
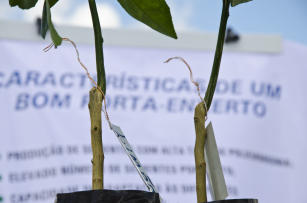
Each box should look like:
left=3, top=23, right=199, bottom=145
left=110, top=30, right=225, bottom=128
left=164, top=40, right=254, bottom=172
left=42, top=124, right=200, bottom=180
left=9, top=0, right=38, bottom=9
left=45, top=0, right=62, bottom=47
left=49, top=0, right=59, bottom=7
left=41, top=3, right=48, bottom=39
left=118, top=0, right=177, bottom=39
left=231, top=0, right=252, bottom=7
left=9, top=0, right=18, bottom=6
left=41, top=0, right=59, bottom=39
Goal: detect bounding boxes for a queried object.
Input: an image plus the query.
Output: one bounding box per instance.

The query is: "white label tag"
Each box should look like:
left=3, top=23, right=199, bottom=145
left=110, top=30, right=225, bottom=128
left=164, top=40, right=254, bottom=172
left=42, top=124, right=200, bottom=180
left=110, top=123, right=158, bottom=193
left=205, top=122, right=228, bottom=201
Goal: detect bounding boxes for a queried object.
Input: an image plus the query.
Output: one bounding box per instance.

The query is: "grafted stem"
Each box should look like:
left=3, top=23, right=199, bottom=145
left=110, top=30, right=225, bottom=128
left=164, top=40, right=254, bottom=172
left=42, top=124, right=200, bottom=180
left=88, top=0, right=106, bottom=190
left=88, top=87, right=104, bottom=189
left=194, top=102, right=207, bottom=203
left=193, top=1, right=231, bottom=201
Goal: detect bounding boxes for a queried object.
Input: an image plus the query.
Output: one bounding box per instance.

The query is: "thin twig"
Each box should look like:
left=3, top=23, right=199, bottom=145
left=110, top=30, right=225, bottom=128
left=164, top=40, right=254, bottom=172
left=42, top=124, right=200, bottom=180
left=43, top=39, right=112, bottom=128
left=165, top=56, right=208, bottom=119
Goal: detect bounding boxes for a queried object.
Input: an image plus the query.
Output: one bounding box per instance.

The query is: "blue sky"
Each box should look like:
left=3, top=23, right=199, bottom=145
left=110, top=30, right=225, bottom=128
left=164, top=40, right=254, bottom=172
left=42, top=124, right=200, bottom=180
left=1, top=0, right=307, bottom=45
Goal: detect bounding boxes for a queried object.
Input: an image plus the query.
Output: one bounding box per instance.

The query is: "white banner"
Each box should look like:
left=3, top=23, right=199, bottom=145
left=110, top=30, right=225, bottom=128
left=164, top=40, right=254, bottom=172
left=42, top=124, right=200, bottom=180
left=0, top=39, right=307, bottom=203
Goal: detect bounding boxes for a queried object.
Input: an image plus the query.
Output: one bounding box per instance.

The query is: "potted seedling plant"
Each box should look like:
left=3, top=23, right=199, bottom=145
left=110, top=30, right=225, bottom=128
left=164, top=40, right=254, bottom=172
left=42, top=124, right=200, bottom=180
left=9, top=0, right=259, bottom=202
left=9, top=0, right=177, bottom=202
left=190, top=0, right=258, bottom=202
left=165, top=0, right=258, bottom=202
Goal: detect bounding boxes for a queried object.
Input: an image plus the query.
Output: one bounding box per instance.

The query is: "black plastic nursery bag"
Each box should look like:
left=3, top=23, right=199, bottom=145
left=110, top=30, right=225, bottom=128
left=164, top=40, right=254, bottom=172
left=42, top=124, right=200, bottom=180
left=56, top=189, right=160, bottom=203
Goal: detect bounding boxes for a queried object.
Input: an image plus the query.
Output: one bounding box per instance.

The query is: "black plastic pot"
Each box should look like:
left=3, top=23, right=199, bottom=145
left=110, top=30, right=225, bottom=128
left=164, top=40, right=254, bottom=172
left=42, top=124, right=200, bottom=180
left=56, top=190, right=257, bottom=203
left=209, top=199, right=258, bottom=203
left=56, top=189, right=160, bottom=203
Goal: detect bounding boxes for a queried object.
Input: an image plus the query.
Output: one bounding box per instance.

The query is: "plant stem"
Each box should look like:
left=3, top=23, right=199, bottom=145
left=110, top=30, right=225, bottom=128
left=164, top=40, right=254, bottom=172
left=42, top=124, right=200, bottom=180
left=89, top=87, right=104, bottom=189
left=88, top=0, right=106, bottom=94
left=193, top=1, right=230, bottom=202
left=88, top=0, right=106, bottom=190
left=194, top=102, right=208, bottom=203
left=204, top=0, right=230, bottom=110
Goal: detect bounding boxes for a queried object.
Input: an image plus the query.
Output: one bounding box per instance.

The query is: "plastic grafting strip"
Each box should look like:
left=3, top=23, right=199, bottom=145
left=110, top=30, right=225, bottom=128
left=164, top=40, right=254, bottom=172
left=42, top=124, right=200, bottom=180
left=110, top=123, right=158, bottom=193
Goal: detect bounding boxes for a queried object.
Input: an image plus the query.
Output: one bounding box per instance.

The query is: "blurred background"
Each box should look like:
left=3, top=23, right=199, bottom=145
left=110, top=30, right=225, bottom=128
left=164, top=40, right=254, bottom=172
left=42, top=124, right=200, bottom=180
left=1, top=0, right=307, bottom=45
